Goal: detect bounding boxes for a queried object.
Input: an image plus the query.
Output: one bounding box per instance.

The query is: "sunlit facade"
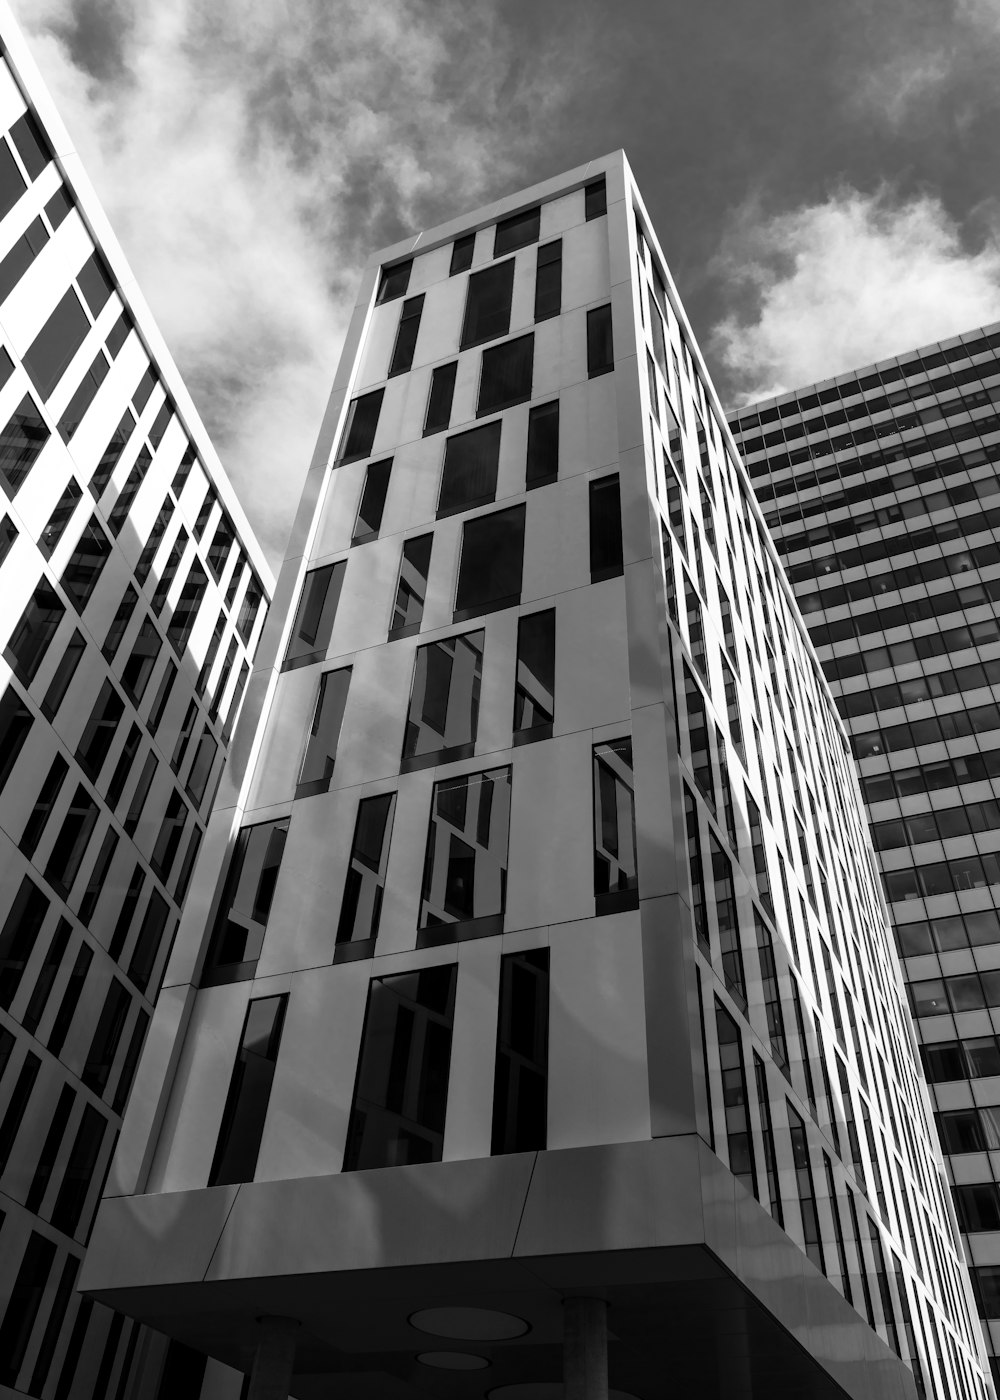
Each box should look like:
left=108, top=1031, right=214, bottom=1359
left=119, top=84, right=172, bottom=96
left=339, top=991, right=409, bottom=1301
left=729, top=324, right=1000, bottom=1392
left=0, top=10, right=271, bottom=1398
left=82, top=153, right=988, bottom=1400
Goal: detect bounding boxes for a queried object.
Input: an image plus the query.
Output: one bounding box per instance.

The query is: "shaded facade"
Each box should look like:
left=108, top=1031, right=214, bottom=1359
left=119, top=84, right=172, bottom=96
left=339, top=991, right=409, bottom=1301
left=83, top=153, right=987, bottom=1399
left=0, top=9, right=271, bottom=1397
left=729, top=324, right=1000, bottom=1391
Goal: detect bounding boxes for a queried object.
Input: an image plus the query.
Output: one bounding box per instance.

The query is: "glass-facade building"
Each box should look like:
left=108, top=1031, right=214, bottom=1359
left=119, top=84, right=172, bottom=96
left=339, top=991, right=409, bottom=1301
left=729, top=322, right=1000, bottom=1390
left=81, top=153, right=988, bottom=1400
left=0, top=11, right=271, bottom=1398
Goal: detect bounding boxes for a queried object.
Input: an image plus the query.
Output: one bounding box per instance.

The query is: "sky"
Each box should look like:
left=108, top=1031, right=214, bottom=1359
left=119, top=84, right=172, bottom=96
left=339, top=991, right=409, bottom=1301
left=11, top=0, right=1000, bottom=570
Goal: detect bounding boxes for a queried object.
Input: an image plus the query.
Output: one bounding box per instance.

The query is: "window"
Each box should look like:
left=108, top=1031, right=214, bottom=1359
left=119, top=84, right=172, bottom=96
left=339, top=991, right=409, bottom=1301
left=587, top=304, right=613, bottom=377
left=534, top=240, right=562, bottom=321
left=478, top=334, right=533, bottom=416
left=151, top=528, right=187, bottom=613
left=282, top=561, right=345, bottom=670
left=151, top=791, right=187, bottom=881
left=450, top=233, right=475, bottom=275
left=593, top=738, right=638, bottom=912
left=39, top=478, right=81, bottom=556
left=148, top=660, right=177, bottom=735
left=206, top=514, right=234, bottom=582
left=585, top=177, right=607, bottom=220
left=954, top=1183, right=1000, bottom=1233
left=403, top=631, right=483, bottom=771
left=82, top=979, right=131, bottom=1093
left=494, top=206, right=540, bottom=256
left=109, top=444, right=152, bottom=536
left=352, top=459, right=392, bottom=544
left=0, top=1232, right=56, bottom=1388
left=5, top=582, right=64, bottom=684
left=454, top=505, right=525, bottom=621
left=716, top=1001, right=757, bottom=1198
left=0, top=877, right=49, bottom=1010
left=123, top=751, right=157, bottom=837
left=10, top=111, right=51, bottom=180
left=388, top=294, right=424, bottom=376
left=514, top=609, right=554, bottom=744
left=112, top=1009, right=149, bottom=1114
left=344, top=965, right=457, bottom=1169
left=77, top=681, right=125, bottom=780
left=424, top=361, right=457, bottom=435
left=22, top=288, right=90, bottom=399
left=48, top=945, right=91, bottom=1057
left=236, top=575, right=264, bottom=643
left=788, top=1103, right=825, bottom=1272
left=57, top=351, right=108, bottom=442
left=185, top=729, right=218, bottom=808
left=166, top=560, right=208, bottom=651
left=297, top=667, right=351, bottom=797
left=336, top=793, right=397, bottom=951
left=20, top=755, right=68, bottom=858
left=526, top=400, right=558, bottom=489
left=102, top=587, right=138, bottom=666
left=45, top=785, right=99, bottom=897
left=438, top=420, right=501, bottom=517
left=420, top=767, right=511, bottom=939
left=203, top=818, right=289, bottom=983
left=121, top=619, right=161, bottom=703
left=208, top=993, right=287, bottom=1187
left=50, top=1103, right=107, bottom=1237
left=492, top=948, right=549, bottom=1154
left=0, top=139, right=25, bottom=222
left=0, top=512, right=16, bottom=564
left=78, top=829, right=117, bottom=923
left=337, top=388, right=383, bottom=463
left=589, top=475, right=623, bottom=582
left=390, top=535, right=432, bottom=638
left=461, top=260, right=514, bottom=349
left=0, top=1050, right=40, bottom=1173
left=89, top=409, right=134, bottom=500
left=0, top=394, right=48, bottom=496
left=376, top=259, right=412, bottom=303
left=0, top=685, right=33, bottom=793
left=60, top=519, right=112, bottom=611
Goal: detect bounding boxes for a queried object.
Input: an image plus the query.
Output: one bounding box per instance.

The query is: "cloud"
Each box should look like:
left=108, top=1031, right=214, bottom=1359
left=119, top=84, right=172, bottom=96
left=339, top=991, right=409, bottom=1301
left=10, top=0, right=584, bottom=568
left=710, top=186, right=1000, bottom=404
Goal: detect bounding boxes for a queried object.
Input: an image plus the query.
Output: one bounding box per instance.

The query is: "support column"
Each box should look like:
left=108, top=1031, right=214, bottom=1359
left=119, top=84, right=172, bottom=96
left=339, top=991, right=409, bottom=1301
left=563, top=1296, right=609, bottom=1400
left=246, top=1315, right=299, bottom=1400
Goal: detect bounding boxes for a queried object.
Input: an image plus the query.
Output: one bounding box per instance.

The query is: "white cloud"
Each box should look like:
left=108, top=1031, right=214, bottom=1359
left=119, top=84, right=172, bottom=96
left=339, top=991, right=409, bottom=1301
left=710, top=187, right=1000, bottom=405
left=9, top=0, right=580, bottom=567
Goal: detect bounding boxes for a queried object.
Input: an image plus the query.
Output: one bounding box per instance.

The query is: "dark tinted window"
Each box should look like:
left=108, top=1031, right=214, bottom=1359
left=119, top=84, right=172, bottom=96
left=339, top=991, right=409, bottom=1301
left=122, top=750, right=157, bottom=836
left=593, top=738, right=638, bottom=911
left=376, top=260, right=412, bottom=303
left=534, top=240, right=561, bottom=321
left=102, top=585, right=138, bottom=662
left=455, top=505, right=525, bottom=621
left=185, top=729, right=218, bottom=808
left=107, top=448, right=151, bottom=537
left=282, top=560, right=345, bottom=671
left=344, top=965, right=457, bottom=1169
left=424, top=361, right=457, bottom=435
left=450, top=233, right=475, bottom=275
left=494, top=206, right=540, bottom=256
left=206, top=514, right=234, bottom=582
left=589, top=475, right=623, bottom=581
left=151, top=791, right=187, bottom=881
left=585, top=178, right=607, bottom=220
left=0, top=1232, right=56, bottom=1388
left=4, top=582, right=64, bottom=684
left=22, top=918, right=70, bottom=1036
left=460, top=260, right=514, bottom=349
left=514, top=609, right=555, bottom=742
left=50, top=1103, right=106, bottom=1237
left=388, top=294, right=424, bottom=376
left=297, top=667, right=351, bottom=798
left=420, top=767, right=511, bottom=936
left=82, top=979, right=131, bottom=1093
left=121, top=619, right=161, bottom=704
left=587, top=304, right=613, bottom=377
left=403, top=631, right=483, bottom=771
left=166, top=560, right=208, bottom=651
left=10, top=111, right=51, bottom=180
left=209, top=994, right=287, bottom=1185
left=390, top=535, right=432, bottom=638
left=0, top=138, right=26, bottom=221
left=0, top=512, right=16, bottom=564
left=236, top=575, right=264, bottom=644
left=336, top=793, right=397, bottom=949
left=89, top=409, right=134, bottom=500
left=19, top=755, right=68, bottom=858
left=526, top=400, right=558, bottom=488
left=0, top=1050, right=40, bottom=1172
left=352, top=459, right=392, bottom=544
left=0, top=394, right=49, bottom=495
left=78, top=829, right=117, bottom=924
left=76, top=252, right=114, bottom=317
left=60, top=519, right=112, bottom=610
left=204, top=819, right=289, bottom=983
left=48, top=945, right=91, bottom=1057
left=23, top=288, right=90, bottom=399
left=0, top=684, right=33, bottom=793
left=39, top=477, right=81, bottom=556
left=478, top=334, right=533, bottom=416
left=438, top=420, right=501, bottom=517
left=492, top=949, right=549, bottom=1154
left=337, top=388, right=383, bottom=464
left=0, top=877, right=49, bottom=1010
left=45, top=785, right=99, bottom=897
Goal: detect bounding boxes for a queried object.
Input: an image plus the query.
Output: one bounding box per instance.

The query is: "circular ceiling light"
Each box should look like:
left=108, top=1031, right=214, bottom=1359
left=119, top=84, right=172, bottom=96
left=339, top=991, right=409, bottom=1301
left=410, top=1307, right=529, bottom=1341
left=417, top=1352, right=491, bottom=1371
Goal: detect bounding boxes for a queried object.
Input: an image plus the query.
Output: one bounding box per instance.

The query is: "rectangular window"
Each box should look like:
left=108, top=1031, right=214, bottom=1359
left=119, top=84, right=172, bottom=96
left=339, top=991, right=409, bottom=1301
left=123, top=751, right=157, bottom=836
left=50, top=1103, right=107, bottom=1237
left=711, top=837, right=746, bottom=1005
left=48, top=945, right=91, bottom=1057
left=587, top=304, right=613, bottom=377
left=0, top=512, right=16, bottom=564
left=788, top=1102, right=825, bottom=1272
left=39, top=477, right=81, bottom=556
left=0, top=685, right=33, bottom=794
left=438, top=420, right=501, bottom=517
left=376, top=260, right=411, bottom=303
left=102, top=585, right=138, bottom=664
left=10, top=111, right=51, bottom=179
left=424, top=361, right=457, bottom=435
left=282, top=560, right=345, bottom=670
left=192, top=487, right=215, bottom=543
left=106, top=448, right=151, bottom=536
left=336, top=793, right=397, bottom=951
left=0, top=140, right=24, bottom=221
left=127, top=891, right=170, bottom=995
left=22, top=917, right=70, bottom=1035
left=121, top=619, right=161, bottom=704
left=166, top=560, right=208, bottom=652
left=492, top=948, right=549, bottom=1154
left=390, top=535, right=432, bottom=638
left=585, top=177, right=607, bottom=220
left=76, top=251, right=114, bottom=316
left=150, top=790, right=187, bottom=881
left=203, top=818, right=289, bottom=983
left=344, top=965, right=457, bottom=1169
left=208, top=994, right=287, bottom=1185
left=77, top=680, right=125, bottom=780
left=526, top=400, right=558, bottom=488
left=89, top=409, right=135, bottom=501
left=715, top=1000, right=758, bottom=1199
left=514, top=609, right=555, bottom=743
left=352, top=458, right=392, bottom=544
left=22, top=287, right=90, bottom=399
left=82, top=979, right=131, bottom=1094
left=78, top=828, right=118, bottom=923
left=57, top=351, right=108, bottom=442
left=0, top=394, right=47, bottom=498
left=388, top=294, right=424, bottom=376
left=112, top=1009, right=149, bottom=1114
left=0, top=1049, right=40, bottom=1173
left=461, top=259, right=515, bottom=349
left=0, top=215, right=48, bottom=304
left=151, top=528, right=187, bottom=613
left=593, top=738, right=638, bottom=912
left=337, top=388, right=384, bottom=463
left=0, top=1232, right=56, bottom=1388
left=206, top=513, right=234, bottom=582
left=0, top=877, right=49, bottom=1010
left=45, top=785, right=99, bottom=897
left=148, top=659, right=177, bottom=735
left=185, top=729, right=218, bottom=808
left=20, top=755, right=68, bottom=859
left=754, top=1053, right=783, bottom=1225
left=297, top=666, right=351, bottom=798
left=108, top=864, right=144, bottom=962
left=450, top=233, right=475, bottom=276
left=236, top=575, right=264, bottom=644
left=534, top=240, right=562, bottom=321
left=494, top=206, right=540, bottom=256
left=60, top=519, right=112, bottom=611
left=478, top=333, right=533, bottom=416
left=4, top=581, right=64, bottom=684
left=455, top=505, right=525, bottom=622
left=402, top=632, right=483, bottom=771
left=589, top=475, right=623, bottom=582
left=420, top=767, right=511, bottom=939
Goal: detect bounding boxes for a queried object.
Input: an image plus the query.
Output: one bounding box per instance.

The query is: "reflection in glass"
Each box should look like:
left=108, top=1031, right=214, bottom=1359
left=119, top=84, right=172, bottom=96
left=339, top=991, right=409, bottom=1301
left=403, top=633, right=483, bottom=770
left=460, top=260, right=514, bottom=348
left=438, top=421, right=500, bottom=518
left=204, top=819, right=289, bottom=982
left=478, top=334, right=533, bottom=417
left=352, top=459, right=392, bottom=544
left=592, top=739, right=637, bottom=910
left=297, top=667, right=351, bottom=797
left=208, top=994, right=287, bottom=1186
left=390, top=535, right=432, bottom=637
left=455, top=506, right=524, bottom=621
left=282, top=562, right=345, bottom=671
left=420, top=767, right=510, bottom=933
left=513, top=610, right=554, bottom=742
left=336, top=792, right=397, bottom=947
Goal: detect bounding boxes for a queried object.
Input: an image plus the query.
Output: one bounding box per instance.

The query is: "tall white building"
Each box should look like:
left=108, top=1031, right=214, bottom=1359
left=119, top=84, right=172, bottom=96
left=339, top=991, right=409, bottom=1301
left=82, top=152, right=988, bottom=1400
left=0, top=8, right=272, bottom=1397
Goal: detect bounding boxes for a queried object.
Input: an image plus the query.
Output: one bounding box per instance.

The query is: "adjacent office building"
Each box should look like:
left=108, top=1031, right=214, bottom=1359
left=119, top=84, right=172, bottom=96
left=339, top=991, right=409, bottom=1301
left=729, top=324, right=1000, bottom=1390
left=0, top=11, right=271, bottom=1398
left=80, top=152, right=988, bottom=1400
